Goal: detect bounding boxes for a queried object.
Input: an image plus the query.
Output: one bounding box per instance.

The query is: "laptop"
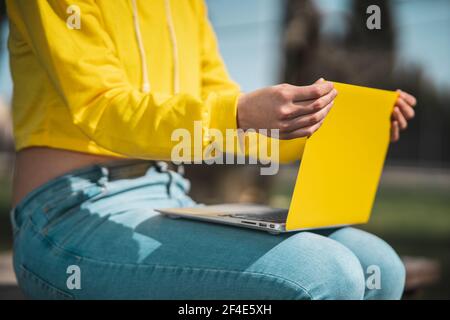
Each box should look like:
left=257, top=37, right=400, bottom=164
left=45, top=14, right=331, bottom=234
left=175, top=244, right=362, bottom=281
left=157, top=83, right=398, bottom=234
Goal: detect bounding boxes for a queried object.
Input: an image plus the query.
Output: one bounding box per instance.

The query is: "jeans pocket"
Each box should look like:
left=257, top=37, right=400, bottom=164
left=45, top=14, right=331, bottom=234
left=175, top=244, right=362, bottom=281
left=44, top=184, right=101, bottom=215
left=17, top=264, right=74, bottom=300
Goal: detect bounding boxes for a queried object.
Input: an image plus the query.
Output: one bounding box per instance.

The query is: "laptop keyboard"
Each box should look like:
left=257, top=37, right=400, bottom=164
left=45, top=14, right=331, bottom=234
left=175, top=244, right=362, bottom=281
left=228, top=209, right=288, bottom=223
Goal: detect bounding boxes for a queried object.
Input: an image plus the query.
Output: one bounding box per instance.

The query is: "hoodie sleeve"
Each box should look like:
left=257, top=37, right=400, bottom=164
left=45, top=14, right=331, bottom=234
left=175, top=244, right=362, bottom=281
left=198, top=1, right=306, bottom=163
left=197, top=1, right=242, bottom=150
left=7, top=0, right=241, bottom=160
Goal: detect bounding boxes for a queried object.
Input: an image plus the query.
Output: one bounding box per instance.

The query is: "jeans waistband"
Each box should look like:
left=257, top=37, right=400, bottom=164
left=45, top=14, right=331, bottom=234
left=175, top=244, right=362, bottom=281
left=11, top=160, right=184, bottom=234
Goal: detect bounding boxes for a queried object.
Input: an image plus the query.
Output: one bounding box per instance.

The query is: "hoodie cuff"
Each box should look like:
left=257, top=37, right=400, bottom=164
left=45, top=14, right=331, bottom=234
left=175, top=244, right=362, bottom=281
left=209, top=92, right=241, bottom=137
left=208, top=91, right=240, bottom=135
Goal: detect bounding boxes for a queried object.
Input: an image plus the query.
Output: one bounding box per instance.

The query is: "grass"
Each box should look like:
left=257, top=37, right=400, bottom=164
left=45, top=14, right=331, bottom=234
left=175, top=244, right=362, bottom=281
left=366, top=186, right=450, bottom=242
left=367, top=185, right=450, bottom=243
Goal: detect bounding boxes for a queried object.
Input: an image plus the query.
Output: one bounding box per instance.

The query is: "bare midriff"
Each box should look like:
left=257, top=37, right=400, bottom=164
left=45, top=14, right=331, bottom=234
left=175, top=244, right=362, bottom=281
left=12, top=147, right=126, bottom=208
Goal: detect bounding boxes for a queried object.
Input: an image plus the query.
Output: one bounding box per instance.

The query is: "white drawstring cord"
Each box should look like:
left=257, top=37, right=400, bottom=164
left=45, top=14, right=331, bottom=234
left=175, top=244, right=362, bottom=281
left=131, top=0, right=150, bottom=93
left=164, top=0, right=180, bottom=94
left=131, top=0, right=179, bottom=94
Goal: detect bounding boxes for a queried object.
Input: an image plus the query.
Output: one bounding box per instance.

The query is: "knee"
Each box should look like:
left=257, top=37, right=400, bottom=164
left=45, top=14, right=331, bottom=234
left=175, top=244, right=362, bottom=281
left=365, top=236, right=406, bottom=300
left=330, top=228, right=406, bottom=300
left=255, top=232, right=366, bottom=300
left=308, top=236, right=366, bottom=300
left=374, top=251, right=405, bottom=300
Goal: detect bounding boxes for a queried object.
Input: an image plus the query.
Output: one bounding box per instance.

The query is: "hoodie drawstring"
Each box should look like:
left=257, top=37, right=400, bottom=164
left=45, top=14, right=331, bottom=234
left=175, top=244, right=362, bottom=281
left=131, top=0, right=179, bottom=94
left=131, top=0, right=150, bottom=93
left=164, top=0, right=180, bottom=94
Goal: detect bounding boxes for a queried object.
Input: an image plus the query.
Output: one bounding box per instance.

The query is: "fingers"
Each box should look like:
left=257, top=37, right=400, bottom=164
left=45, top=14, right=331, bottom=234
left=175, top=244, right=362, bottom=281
left=396, top=97, right=415, bottom=120
left=392, top=107, right=408, bottom=130
left=284, top=100, right=334, bottom=132
left=291, top=81, right=334, bottom=101
left=314, top=78, right=326, bottom=84
left=276, top=79, right=336, bottom=139
left=391, top=120, right=400, bottom=142
left=280, top=118, right=325, bottom=140
left=397, top=89, right=417, bottom=107
left=390, top=90, right=416, bottom=143
left=290, top=88, right=338, bottom=117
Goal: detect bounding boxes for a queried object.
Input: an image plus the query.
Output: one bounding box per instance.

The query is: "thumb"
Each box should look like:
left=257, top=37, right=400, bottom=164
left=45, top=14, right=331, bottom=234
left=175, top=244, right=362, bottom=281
left=315, top=78, right=326, bottom=84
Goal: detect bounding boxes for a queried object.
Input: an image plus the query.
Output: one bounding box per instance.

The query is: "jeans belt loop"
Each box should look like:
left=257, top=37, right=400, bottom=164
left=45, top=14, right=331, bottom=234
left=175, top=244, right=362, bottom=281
left=154, top=161, right=174, bottom=196
left=155, top=161, right=168, bottom=173
left=176, top=164, right=185, bottom=176
left=97, top=165, right=109, bottom=188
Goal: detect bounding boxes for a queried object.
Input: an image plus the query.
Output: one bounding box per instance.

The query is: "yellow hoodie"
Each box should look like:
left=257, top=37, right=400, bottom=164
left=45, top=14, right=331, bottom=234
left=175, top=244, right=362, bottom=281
left=7, top=0, right=305, bottom=162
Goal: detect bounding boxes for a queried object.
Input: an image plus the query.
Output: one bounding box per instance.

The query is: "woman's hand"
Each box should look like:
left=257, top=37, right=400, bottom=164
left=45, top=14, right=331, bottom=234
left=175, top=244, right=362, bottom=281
left=237, top=79, right=338, bottom=139
left=391, top=90, right=417, bottom=142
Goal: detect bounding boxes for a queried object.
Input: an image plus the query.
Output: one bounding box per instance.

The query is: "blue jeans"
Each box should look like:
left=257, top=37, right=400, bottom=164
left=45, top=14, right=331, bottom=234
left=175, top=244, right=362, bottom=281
left=11, top=161, right=405, bottom=300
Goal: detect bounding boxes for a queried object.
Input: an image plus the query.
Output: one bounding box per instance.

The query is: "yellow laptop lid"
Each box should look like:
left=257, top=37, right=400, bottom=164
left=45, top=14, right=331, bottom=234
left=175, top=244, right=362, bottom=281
left=286, top=82, right=398, bottom=231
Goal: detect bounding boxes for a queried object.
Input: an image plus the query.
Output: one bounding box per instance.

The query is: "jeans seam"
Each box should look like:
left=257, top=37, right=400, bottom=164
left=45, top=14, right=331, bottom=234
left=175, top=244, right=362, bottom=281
left=18, top=264, right=74, bottom=300
left=27, top=220, right=313, bottom=299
